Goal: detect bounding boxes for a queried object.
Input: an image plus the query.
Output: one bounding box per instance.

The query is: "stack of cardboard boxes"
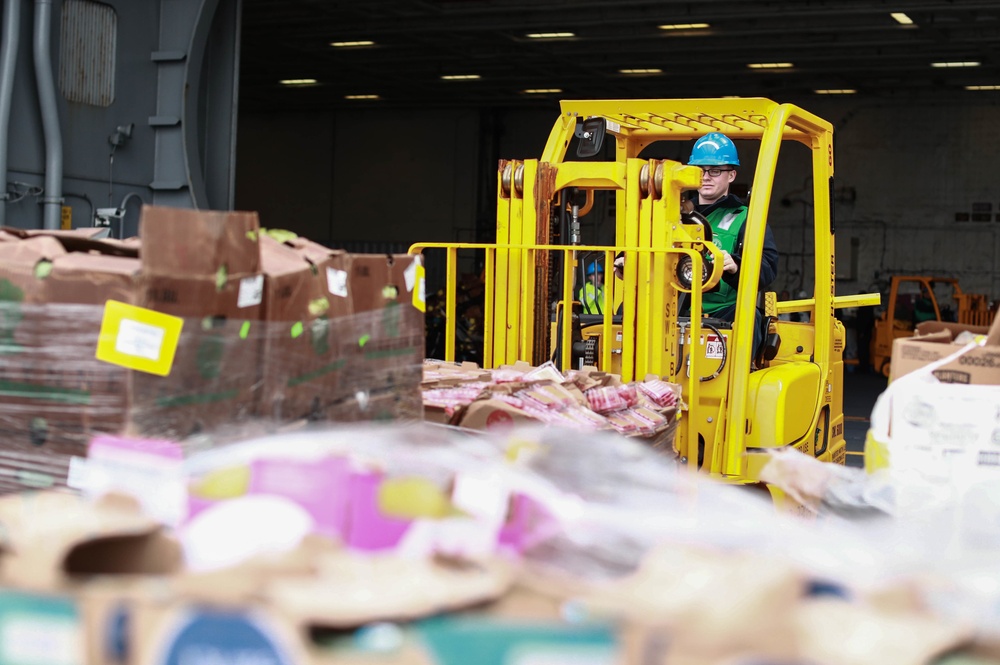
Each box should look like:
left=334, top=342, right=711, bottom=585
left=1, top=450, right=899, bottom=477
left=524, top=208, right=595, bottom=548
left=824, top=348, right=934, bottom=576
left=0, top=206, right=424, bottom=489
left=867, top=317, right=1000, bottom=521
left=257, top=234, right=423, bottom=424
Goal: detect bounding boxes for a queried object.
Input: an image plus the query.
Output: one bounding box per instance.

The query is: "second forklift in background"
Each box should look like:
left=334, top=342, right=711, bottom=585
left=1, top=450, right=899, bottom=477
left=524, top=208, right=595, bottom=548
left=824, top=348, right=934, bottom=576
left=869, top=275, right=995, bottom=378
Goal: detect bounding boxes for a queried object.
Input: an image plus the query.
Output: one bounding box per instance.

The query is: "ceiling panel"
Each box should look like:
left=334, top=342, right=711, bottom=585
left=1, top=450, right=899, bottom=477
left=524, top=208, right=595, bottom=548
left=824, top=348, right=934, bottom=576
left=239, top=0, right=1000, bottom=111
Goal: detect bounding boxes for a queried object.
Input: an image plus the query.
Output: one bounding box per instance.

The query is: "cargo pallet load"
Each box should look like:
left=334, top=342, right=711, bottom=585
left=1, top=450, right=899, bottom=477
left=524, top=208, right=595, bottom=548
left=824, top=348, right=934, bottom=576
left=0, top=205, right=425, bottom=491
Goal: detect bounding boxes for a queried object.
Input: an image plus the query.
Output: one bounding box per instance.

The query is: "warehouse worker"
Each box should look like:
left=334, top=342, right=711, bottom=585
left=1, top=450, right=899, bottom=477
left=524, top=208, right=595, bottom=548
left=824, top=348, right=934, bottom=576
left=613, top=133, right=778, bottom=306
left=577, top=260, right=605, bottom=315
left=675, top=132, right=780, bottom=365
left=611, top=133, right=778, bottom=357
left=686, top=131, right=779, bottom=322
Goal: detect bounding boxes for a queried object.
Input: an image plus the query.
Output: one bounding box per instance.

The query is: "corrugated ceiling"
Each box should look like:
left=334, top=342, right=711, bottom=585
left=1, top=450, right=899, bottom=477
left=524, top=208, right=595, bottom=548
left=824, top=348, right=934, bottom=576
left=239, top=0, right=1000, bottom=111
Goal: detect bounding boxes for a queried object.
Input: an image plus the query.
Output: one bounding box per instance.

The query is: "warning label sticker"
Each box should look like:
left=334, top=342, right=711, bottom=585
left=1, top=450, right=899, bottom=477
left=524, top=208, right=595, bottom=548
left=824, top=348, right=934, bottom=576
left=705, top=334, right=726, bottom=359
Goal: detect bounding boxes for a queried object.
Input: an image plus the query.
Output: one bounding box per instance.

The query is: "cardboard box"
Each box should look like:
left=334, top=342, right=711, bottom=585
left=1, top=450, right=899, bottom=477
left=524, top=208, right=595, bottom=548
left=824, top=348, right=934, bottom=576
left=0, top=489, right=311, bottom=665
left=0, top=237, right=143, bottom=480
left=258, top=235, right=344, bottom=421
left=271, top=243, right=426, bottom=422
left=90, top=588, right=309, bottom=665
left=331, top=254, right=425, bottom=422
left=346, top=253, right=422, bottom=314
left=455, top=398, right=539, bottom=431
left=132, top=205, right=265, bottom=439
left=85, top=542, right=510, bottom=665
left=326, top=385, right=424, bottom=423
left=0, top=491, right=182, bottom=591
left=3, top=207, right=267, bottom=449
left=0, top=207, right=267, bottom=479
left=283, top=236, right=351, bottom=319
left=39, top=251, right=144, bottom=457
left=0, top=233, right=68, bottom=302
left=422, top=360, right=491, bottom=387
left=869, top=314, right=1000, bottom=536
left=0, top=220, right=427, bottom=472
left=889, top=319, right=1000, bottom=384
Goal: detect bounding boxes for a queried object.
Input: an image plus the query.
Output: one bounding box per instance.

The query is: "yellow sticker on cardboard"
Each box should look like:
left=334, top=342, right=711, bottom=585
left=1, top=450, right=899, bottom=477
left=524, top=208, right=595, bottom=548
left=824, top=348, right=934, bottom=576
left=96, top=300, right=184, bottom=376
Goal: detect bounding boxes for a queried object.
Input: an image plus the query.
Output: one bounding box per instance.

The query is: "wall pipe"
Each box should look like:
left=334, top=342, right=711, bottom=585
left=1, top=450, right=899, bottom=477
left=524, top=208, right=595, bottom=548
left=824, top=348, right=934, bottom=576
left=33, top=0, right=62, bottom=229
left=0, top=0, right=21, bottom=226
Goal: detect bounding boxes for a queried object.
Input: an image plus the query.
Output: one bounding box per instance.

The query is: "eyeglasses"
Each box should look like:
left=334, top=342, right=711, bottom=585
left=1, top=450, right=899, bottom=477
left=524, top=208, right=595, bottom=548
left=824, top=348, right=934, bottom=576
left=701, top=167, right=733, bottom=177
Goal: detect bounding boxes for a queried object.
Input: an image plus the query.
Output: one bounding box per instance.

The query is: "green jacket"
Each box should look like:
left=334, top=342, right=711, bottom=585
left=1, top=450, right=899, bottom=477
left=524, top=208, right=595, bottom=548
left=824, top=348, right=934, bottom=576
left=696, top=194, right=779, bottom=317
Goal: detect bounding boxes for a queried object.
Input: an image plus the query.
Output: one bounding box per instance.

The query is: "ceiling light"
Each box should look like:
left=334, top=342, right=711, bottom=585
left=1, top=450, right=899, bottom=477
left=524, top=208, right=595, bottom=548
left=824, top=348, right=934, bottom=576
left=814, top=89, right=857, bottom=95
left=658, top=23, right=709, bottom=31
left=890, top=12, right=913, bottom=25
left=522, top=88, right=563, bottom=94
left=279, top=78, right=318, bottom=87
left=965, top=85, right=1000, bottom=91
left=747, top=62, right=793, bottom=69
left=344, top=94, right=380, bottom=100
left=931, top=61, right=980, bottom=68
left=525, top=32, right=574, bottom=39
left=330, top=40, right=375, bottom=48
left=619, top=68, right=663, bottom=75
left=440, top=74, right=481, bottom=81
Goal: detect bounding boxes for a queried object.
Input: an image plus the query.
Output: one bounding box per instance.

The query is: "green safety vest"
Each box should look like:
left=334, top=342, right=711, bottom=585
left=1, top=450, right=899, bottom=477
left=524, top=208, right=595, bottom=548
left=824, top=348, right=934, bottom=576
left=701, top=204, right=747, bottom=316
left=577, top=282, right=604, bottom=315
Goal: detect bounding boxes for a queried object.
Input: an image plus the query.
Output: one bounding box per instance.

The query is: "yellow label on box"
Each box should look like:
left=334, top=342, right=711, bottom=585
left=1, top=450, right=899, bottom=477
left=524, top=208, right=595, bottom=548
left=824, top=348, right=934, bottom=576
left=60, top=206, right=72, bottom=230
left=96, top=301, right=183, bottom=376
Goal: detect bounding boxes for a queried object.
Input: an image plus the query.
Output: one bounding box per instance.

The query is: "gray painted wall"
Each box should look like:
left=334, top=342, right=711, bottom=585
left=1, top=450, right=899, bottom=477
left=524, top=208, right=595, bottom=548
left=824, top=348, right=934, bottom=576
left=236, top=98, right=1000, bottom=303
left=1, top=0, right=239, bottom=235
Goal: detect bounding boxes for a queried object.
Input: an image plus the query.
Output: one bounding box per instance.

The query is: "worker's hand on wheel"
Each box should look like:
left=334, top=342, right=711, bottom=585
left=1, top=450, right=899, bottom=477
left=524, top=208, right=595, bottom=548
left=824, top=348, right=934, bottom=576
left=613, top=255, right=625, bottom=280
left=722, top=251, right=738, bottom=274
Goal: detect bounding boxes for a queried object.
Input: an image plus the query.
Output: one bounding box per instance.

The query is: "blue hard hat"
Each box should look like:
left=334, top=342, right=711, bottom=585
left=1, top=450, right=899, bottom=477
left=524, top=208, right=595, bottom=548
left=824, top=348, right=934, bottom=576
left=688, top=132, right=740, bottom=167
left=586, top=262, right=602, bottom=275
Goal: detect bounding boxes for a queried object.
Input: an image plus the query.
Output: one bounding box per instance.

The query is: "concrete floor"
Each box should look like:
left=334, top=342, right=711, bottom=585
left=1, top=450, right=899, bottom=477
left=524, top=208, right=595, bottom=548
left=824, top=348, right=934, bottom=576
left=842, top=368, right=888, bottom=468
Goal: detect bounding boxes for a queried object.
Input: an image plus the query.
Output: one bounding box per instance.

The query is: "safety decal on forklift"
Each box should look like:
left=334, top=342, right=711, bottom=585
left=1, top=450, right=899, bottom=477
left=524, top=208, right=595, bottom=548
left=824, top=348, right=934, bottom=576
left=705, top=334, right=726, bottom=359
left=96, top=300, right=183, bottom=376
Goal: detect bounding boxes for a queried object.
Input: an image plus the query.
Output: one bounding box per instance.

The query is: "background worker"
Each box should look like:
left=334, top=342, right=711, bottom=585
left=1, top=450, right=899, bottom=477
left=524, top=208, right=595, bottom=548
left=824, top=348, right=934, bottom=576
left=577, top=260, right=605, bottom=315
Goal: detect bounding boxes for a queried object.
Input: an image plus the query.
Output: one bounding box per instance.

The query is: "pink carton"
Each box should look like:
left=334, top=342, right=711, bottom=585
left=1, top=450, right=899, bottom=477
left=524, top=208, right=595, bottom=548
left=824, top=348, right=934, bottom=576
left=187, top=455, right=351, bottom=540
left=498, top=494, right=554, bottom=554
left=81, top=435, right=186, bottom=526
left=343, top=470, right=413, bottom=551
left=246, top=456, right=351, bottom=540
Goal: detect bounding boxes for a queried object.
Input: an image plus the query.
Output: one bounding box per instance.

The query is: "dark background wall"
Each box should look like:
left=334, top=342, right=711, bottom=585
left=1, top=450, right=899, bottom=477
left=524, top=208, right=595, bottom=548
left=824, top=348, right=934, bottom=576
left=235, top=97, right=1000, bottom=301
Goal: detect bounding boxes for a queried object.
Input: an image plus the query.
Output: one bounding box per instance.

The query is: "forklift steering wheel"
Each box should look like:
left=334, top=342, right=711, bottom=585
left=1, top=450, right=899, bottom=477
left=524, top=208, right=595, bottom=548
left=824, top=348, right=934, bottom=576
left=681, top=210, right=713, bottom=245
left=675, top=210, right=716, bottom=290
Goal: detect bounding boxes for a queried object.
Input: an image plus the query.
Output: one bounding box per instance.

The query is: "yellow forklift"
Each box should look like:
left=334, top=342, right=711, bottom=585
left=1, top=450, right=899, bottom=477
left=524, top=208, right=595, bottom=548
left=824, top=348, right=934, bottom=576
left=411, top=98, right=878, bottom=491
